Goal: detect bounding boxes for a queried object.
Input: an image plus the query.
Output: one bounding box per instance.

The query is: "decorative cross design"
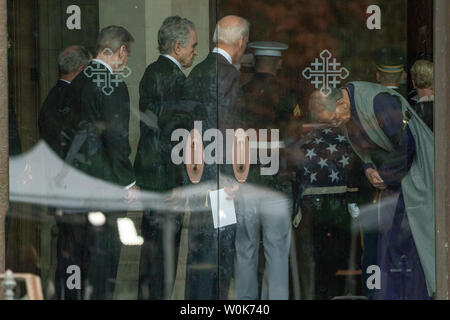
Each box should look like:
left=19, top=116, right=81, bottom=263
left=302, top=49, right=350, bottom=97
left=83, top=48, right=132, bottom=96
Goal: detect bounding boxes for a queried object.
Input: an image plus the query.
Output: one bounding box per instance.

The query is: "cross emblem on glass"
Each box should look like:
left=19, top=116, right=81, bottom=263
left=83, top=48, right=132, bottom=96
left=302, top=49, right=349, bottom=97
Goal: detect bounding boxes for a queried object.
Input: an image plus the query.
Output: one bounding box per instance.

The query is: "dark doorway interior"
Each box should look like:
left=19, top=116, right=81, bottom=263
left=406, top=0, right=434, bottom=99
left=6, top=0, right=99, bottom=297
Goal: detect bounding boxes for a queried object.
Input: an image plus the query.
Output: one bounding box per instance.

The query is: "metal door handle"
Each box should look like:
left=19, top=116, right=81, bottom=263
left=186, top=129, right=204, bottom=184
left=233, top=128, right=250, bottom=183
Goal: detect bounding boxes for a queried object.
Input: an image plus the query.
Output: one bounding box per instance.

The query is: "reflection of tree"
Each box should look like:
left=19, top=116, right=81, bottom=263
left=219, top=0, right=407, bottom=105
left=221, top=0, right=342, bottom=69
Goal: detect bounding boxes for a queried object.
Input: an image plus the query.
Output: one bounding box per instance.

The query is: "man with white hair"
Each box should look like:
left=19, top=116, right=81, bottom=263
left=183, top=15, right=249, bottom=300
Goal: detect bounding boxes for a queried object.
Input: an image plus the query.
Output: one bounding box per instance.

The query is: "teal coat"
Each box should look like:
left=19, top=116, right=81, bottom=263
left=346, top=81, right=435, bottom=295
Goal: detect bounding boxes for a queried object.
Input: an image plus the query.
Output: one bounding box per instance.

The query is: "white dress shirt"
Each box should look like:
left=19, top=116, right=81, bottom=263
left=212, top=47, right=233, bottom=65
left=418, top=95, right=434, bottom=103
left=92, top=58, right=114, bottom=74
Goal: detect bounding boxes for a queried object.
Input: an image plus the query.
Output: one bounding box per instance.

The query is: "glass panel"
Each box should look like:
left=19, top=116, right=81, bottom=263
left=216, top=0, right=435, bottom=300
left=5, top=0, right=436, bottom=300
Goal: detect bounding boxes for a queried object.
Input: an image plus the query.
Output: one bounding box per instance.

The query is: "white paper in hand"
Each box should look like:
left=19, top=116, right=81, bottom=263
left=209, top=189, right=237, bottom=229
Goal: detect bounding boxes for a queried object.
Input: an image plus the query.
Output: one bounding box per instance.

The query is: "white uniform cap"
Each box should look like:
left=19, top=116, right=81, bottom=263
left=248, top=41, right=288, bottom=57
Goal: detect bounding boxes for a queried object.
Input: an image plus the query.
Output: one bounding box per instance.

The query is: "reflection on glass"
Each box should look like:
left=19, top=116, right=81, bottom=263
left=4, top=0, right=435, bottom=301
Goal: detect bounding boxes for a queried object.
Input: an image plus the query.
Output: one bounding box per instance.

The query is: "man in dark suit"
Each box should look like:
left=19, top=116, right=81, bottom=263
left=134, top=16, right=198, bottom=300
left=63, top=25, right=137, bottom=299
left=38, top=45, right=91, bottom=300
left=39, top=45, right=91, bottom=158
left=183, top=15, right=249, bottom=300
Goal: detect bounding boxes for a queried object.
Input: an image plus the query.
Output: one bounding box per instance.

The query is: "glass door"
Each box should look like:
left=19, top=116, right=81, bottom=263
left=5, top=0, right=437, bottom=301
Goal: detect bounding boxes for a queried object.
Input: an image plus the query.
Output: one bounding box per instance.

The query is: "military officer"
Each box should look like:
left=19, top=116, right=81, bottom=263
left=373, top=47, right=407, bottom=96
left=235, top=41, right=295, bottom=300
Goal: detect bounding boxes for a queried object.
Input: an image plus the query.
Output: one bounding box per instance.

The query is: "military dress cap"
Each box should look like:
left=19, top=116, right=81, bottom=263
left=373, top=47, right=405, bottom=73
left=248, top=41, right=288, bottom=57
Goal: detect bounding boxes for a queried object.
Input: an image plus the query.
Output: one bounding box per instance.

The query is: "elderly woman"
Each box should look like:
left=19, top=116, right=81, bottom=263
left=308, top=82, right=435, bottom=300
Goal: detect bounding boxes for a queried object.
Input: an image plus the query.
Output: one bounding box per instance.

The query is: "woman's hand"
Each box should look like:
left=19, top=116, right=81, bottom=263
left=365, top=168, right=387, bottom=190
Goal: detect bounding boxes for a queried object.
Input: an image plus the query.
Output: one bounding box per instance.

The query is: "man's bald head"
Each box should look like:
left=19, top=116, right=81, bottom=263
left=309, top=89, right=342, bottom=112
left=308, top=89, right=347, bottom=125
left=213, top=15, right=249, bottom=46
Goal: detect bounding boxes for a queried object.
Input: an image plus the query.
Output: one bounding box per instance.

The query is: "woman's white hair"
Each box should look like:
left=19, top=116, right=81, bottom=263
left=213, top=17, right=249, bottom=45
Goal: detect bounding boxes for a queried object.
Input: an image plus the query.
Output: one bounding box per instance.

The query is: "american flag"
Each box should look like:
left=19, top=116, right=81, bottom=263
left=295, top=125, right=355, bottom=194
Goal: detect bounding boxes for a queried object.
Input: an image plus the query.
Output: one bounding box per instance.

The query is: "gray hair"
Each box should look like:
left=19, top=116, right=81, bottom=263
left=95, top=25, right=135, bottom=56
left=213, top=17, right=250, bottom=45
left=58, top=45, right=91, bottom=75
left=158, top=16, right=195, bottom=55
left=411, top=59, right=434, bottom=89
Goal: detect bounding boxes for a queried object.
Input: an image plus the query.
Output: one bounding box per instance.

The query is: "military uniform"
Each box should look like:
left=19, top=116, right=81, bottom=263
left=234, top=42, right=295, bottom=300
left=291, top=125, right=363, bottom=299
left=373, top=47, right=407, bottom=97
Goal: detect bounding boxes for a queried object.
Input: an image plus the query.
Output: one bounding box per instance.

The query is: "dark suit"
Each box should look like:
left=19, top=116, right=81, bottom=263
left=183, top=52, right=240, bottom=300
left=412, top=100, right=433, bottom=132
left=39, top=79, right=88, bottom=300
left=66, top=61, right=135, bottom=186
left=38, top=80, right=71, bottom=158
left=63, top=60, right=135, bottom=299
left=134, top=55, right=193, bottom=299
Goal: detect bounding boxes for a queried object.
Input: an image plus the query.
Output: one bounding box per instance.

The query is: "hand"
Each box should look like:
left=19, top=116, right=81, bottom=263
left=124, top=185, right=140, bottom=203
left=365, top=168, right=387, bottom=190
left=165, top=187, right=183, bottom=204
left=224, top=184, right=240, bottom=200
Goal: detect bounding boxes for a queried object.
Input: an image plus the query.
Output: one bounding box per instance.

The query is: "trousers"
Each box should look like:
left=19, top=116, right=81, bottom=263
left=234, top=193, right=292, bottom=300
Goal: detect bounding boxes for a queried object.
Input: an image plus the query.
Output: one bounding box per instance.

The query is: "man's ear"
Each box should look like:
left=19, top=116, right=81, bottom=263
left=376, top=72, right=380, bottom=82
left=173, top=42, right=182, bottom=56
left=119, top=45, right=128, bottom=58
left=238, top=36, right=245, bottom=49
